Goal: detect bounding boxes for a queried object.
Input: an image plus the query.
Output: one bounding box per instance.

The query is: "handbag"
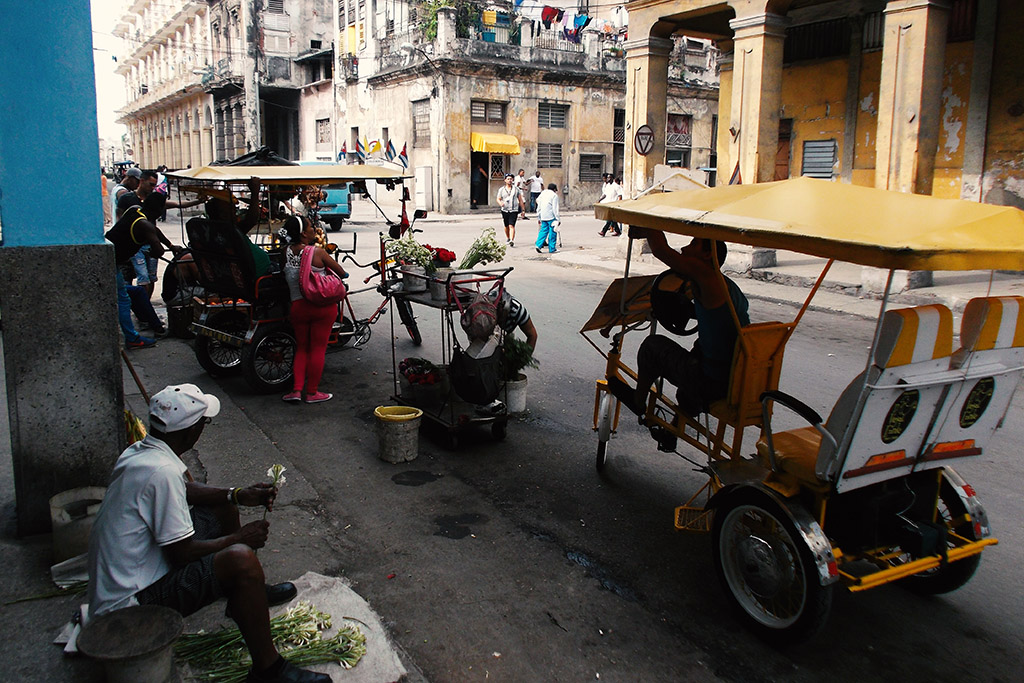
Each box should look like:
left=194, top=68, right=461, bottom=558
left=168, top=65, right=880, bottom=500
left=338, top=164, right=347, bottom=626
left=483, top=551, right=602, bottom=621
left=299, top=245, right=347, bottom=306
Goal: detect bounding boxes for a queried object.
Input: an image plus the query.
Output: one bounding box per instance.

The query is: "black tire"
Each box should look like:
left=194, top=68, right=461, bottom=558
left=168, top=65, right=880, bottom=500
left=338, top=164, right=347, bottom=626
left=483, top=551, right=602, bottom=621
left=194, top=311, right=248, bottom=377
left=595, top=393, right=613, bottom=474
left=334, top=315, right=355, bottom=348
left=712, top=488, right=833, bottom=645
left=241, top=323, right=296, bottom=393
left=396, top=299, right=422, bottom=346
left=325, top=218, right=344, bottom=232
left=900, top=477, right=982, bottom=595
left=491, top=420, right=507, bottom=441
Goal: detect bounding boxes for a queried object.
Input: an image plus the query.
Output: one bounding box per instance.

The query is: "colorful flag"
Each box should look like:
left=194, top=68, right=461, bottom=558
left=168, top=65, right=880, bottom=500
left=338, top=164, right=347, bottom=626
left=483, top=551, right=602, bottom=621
left=355, top=137, right=366, bottom=161
left=398, top=143, right=408, bottom=169
left=339, top=141, right=347, bottom=160
left=385, top=140, right=396, bottom=161
left=729, top=163, right=742, bottom=185
left=368, top=139, right=381, bottom=154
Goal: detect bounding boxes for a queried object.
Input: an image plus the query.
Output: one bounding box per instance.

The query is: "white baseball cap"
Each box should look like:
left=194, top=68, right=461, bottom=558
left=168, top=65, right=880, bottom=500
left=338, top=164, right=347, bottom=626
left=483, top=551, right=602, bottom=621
left=149, top=384, right=221, bottom=433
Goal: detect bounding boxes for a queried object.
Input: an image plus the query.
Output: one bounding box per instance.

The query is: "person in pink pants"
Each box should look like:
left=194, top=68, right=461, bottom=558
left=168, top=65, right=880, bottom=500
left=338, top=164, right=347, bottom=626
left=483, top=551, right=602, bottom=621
left=278, top=216, right=348, bottom=403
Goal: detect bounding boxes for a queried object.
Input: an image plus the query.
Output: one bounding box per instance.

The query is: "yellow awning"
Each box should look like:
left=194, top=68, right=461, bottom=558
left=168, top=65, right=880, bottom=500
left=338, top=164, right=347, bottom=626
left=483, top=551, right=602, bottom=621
left=595, top=176, right=1024, bottom=272
left=167, top=164, right=412, bottom=185
left=471, top=132, right=521, bottom=155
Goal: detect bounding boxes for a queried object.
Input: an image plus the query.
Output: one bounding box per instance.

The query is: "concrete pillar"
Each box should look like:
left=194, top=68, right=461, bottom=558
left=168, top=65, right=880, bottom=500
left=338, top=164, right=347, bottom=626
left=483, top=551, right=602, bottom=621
left=623, top=36, right=673, bottom=196
left=960, top=0, right=997, bottom=202
left=841, top=17, right=864, bottom=184
left=874, top=0, right=951, bottom=194
left=191, top=130, right=201, bottom=168
left=242, top=0, right=262, bottom=152
left=727, top=12, right=788, bottom=184
left=0, top=1, right=124, bottom=535
left=436, top=7, right=456, bottom=54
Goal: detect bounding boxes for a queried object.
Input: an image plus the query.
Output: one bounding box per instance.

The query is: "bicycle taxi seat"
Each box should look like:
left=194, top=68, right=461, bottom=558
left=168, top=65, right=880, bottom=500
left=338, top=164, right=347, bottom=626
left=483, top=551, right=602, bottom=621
left=186, top=217, right=286, bottom=307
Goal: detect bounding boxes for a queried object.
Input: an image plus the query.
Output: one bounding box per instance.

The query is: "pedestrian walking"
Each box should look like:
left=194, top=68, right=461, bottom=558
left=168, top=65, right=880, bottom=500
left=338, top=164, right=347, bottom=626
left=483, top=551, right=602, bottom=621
left=598, top=175, right=624, bottom=236
left=534, top=183, right=560, bottom=254
left=497, top=173, right=526, bottom=247
left=528, top=171, right=545, bottom=213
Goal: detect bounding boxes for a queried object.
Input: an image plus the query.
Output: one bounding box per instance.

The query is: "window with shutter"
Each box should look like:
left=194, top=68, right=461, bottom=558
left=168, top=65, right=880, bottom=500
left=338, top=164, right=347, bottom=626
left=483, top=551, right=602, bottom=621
left=413, top=99, right=430, bottom=147
left=471, top=100, right=506, bottom=123
left=538, top=102, right=568, bottom=129
left=579, top=154, right=604, bottom=182
left=801, top=139, right=837, bottom=179
left=537, top=143, right=562, bottom=168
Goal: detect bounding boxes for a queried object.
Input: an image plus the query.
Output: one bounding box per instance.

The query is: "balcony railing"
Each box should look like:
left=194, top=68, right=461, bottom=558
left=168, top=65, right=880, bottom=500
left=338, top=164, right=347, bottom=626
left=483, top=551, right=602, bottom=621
left=535, top=29, right=584, bottom=53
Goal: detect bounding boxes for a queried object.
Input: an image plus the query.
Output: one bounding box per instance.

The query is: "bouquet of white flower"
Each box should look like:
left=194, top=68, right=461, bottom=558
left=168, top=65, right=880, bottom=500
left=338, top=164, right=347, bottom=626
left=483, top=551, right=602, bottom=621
left=386, top=234, right=433, bottom=269
left=458, top=227, right=507, bottom=270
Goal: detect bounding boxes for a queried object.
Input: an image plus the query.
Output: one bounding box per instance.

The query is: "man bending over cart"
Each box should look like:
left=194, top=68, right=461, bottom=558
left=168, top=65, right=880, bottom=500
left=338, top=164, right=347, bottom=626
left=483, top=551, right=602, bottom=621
left=626, top=228, right=749, bottom=420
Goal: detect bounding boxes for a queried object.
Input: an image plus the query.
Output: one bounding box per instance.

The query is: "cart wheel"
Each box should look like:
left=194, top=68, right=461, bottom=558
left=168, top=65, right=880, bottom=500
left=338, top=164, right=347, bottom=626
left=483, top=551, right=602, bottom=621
left=241, top=323, right=296, bottom=394
left=595, top=393, right=614, bottom=474
left=194, top=311, right=247, bottom=376
left=491, top=420, right=507, bottom=441
left=334, top=315, right=356, bottom=347
left=712, top=489, right=832, bottom=644
left=900, top=476, right=982, bottom=595
left=396, top=299, right=422, bottom=346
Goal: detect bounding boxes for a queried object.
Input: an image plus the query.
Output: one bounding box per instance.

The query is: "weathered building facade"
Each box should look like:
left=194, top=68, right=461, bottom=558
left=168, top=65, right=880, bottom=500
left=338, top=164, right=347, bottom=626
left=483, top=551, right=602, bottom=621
left=330, top=1, right=720, bottom=212
left=625, top=0, right=1022, bottom=209
left=116, top=0, right=334, bottom=167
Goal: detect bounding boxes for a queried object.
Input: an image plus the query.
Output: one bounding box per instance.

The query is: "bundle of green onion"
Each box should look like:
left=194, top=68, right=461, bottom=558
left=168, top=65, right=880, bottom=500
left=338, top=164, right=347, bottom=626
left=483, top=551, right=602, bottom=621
left=175, top=601, right=366, bottom=682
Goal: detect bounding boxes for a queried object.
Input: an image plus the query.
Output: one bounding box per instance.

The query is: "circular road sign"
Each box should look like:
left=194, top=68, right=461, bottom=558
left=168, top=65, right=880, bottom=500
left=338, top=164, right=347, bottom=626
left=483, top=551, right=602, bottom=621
left=634, top=125, right=655, bottom=156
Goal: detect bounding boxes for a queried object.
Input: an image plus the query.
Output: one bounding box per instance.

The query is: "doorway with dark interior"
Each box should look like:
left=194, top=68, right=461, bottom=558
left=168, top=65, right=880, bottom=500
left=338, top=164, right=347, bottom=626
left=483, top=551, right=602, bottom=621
left=471, top=151, right=489, bottom=209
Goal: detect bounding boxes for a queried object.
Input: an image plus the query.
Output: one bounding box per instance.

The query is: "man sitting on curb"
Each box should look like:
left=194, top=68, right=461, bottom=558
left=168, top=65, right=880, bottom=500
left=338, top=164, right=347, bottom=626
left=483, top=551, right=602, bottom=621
left=88, top=384, right=330, bottom=683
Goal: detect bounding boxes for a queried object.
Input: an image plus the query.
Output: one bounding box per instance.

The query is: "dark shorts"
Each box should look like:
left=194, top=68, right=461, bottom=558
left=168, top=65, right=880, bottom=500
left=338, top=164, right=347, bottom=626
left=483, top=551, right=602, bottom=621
left=638, top=335, right=726, bottom=417
left=501, top=210, right=519, bottom=227
left=135, top=507, right=226, bottom=617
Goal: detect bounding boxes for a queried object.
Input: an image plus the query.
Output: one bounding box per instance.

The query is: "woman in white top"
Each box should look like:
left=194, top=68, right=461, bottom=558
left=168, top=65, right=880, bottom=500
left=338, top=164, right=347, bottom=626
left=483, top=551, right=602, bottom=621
left=496, top=173, right=526, bottom=247
left=279, top=216, right=348, bottom=404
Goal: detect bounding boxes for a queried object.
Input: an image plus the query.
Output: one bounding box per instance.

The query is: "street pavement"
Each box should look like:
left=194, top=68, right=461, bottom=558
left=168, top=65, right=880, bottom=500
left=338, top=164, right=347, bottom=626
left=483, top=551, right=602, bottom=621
left=2, top=203, right=1023, bottom=681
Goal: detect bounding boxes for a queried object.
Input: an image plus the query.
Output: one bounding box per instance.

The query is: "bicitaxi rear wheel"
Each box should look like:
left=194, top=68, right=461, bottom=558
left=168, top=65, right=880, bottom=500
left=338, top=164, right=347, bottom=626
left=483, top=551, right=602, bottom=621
left=712, top=488, right=832, bottom=644
left=241, top=323, right=296, bottom=393
left=595, top=392, right=614, bottom=474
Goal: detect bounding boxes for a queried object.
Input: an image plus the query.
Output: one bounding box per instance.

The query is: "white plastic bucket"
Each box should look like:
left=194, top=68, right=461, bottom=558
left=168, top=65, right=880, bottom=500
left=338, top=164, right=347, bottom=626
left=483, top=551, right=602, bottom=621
left=78, top=605, right=182, bottom=683
left=505, top=375, right=528, bottom=414
left=49, top=486, right=106, bottom=563
left=375, top=406, right=424, bottom=463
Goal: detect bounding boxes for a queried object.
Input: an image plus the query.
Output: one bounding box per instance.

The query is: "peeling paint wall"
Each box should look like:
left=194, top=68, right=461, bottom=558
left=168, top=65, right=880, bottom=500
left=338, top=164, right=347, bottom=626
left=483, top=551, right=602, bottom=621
left=853, top=50, right=882, bottom=188
left=932, top=41, right=973, bottom=199
left=982, top=1, right=1024, bottom=209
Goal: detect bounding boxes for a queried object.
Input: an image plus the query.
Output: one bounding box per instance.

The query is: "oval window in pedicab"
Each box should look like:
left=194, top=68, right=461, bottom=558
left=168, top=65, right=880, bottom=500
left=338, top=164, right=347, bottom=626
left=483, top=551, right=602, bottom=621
left=880, top=389, right=919, bottom=444
left=959, top=377, right=995, bottom=429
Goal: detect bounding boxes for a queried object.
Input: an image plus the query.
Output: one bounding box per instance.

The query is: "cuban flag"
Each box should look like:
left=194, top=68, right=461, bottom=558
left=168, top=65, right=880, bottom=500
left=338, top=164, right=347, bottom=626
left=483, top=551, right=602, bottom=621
left=338, top=141, right=347, bottom=161
left=355, top=137, right=366, bottom=161
left=729, top=162, right=742, bottom=185
left=385, top=139, right=396, bottom=161
left=398, top=143, right=409, bottom=169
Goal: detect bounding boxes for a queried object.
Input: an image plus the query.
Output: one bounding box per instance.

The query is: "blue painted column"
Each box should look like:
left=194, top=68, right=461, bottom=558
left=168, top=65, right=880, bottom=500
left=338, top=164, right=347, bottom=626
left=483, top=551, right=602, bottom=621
left=0, top=1, right=125, bottom=535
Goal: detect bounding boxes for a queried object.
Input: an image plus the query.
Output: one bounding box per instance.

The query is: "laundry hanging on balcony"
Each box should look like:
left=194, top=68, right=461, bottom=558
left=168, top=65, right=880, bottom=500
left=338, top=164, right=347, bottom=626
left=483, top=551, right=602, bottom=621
left=470, top=133, right=521, bottom=155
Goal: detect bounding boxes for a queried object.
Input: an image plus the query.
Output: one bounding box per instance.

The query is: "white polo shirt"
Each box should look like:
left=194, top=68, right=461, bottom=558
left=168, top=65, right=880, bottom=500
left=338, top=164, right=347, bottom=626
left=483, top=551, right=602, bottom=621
left=87, top=435, right=195, bottom=617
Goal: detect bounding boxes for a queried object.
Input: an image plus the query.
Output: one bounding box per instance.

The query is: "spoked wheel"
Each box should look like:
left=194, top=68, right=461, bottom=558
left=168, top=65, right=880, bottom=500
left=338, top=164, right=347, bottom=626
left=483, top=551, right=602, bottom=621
left=712, top=489, right=832, bottom=644
left=396, top=298, right=422, bottom=346
left=333, top=315, right=356, bottom=348
left=241, top=323, right=296, bottom=393
left=900, top=476, right=982, bottom=595
left=595, top=392, right=614, bottom=474
left=194, top=311, right=247, bottom=376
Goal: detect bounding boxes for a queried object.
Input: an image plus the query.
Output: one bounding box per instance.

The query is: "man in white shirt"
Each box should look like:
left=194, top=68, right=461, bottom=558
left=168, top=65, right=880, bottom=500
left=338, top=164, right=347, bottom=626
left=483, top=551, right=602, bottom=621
left=534, top=183, right=561, bottom=254
left=88, top=384, right=330, bottom=683
left=528, top=171, right=545, bottom=213
left=598, top=175, right=624, bottom=236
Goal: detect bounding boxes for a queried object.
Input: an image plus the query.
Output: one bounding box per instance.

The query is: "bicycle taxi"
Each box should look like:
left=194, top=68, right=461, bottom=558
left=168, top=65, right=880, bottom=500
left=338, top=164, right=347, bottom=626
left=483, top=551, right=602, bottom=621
left=586, top=176, right=1024, bottom=642
left=166, top=163, right=423, bottom=392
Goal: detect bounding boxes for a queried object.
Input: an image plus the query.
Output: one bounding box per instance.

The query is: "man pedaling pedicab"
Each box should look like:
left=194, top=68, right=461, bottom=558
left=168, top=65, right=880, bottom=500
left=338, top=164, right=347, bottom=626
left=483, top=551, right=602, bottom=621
left=618, top=227, right=749, bottom=434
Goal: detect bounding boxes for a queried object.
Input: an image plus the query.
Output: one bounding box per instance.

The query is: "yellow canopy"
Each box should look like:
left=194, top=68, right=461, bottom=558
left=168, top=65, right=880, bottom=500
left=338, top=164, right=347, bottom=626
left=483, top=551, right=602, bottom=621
left=470, top=132, right=521, bottom=155
left=595, top=177, right=1024, bottom=271
left=167, top=164, right=412, bottom=185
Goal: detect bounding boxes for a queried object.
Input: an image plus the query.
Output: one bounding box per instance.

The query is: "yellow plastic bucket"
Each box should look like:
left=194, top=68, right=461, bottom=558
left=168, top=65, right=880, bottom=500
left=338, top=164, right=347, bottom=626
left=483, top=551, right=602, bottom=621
left=374, top=406, right=423, bottom=463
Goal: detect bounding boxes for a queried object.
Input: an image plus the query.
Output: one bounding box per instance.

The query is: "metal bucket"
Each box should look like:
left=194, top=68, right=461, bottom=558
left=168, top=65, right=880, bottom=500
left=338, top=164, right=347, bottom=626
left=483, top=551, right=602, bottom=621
left=78, top=605, right=182, bottom=683
left=375, top=405, right=423, bottom=463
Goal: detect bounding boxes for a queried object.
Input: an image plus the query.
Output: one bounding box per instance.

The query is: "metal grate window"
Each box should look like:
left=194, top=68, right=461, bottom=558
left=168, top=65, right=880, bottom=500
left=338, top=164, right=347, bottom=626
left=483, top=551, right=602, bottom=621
left=666, top=113, right=692, bottom=148
left=862, top=12, right=883, bottom=50
left=489, top=155, right=507, bottom=179
left=471, top=100, right=506, bottom=124
left=784, top=18, right=850, bottom=63
left=267, top=0, right=284, bottom=12
left=538, top=102, right=568, bottom=129
left=613, top=109, right=625, bottom=143
left=316, top=118, right=331, bottom=145
left=579, top=154, right=604, bottom=182
left=412, top=99, right=430, bottom=148
left=801, top=139, right=837, bottom=179
left=537, top=143, right=562, bottom=168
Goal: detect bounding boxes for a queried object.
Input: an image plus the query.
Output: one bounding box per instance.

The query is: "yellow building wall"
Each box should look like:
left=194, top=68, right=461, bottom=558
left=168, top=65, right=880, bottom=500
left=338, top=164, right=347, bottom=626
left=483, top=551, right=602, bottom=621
left=853, top=50, right=882, bottom=186
left=931, top=41, right=974, bottom=199
left=717, top=65, right=733, bottom=180
left=780, top=57, right=849, bottom=178
left=983, top=0, right=1024, bottom=208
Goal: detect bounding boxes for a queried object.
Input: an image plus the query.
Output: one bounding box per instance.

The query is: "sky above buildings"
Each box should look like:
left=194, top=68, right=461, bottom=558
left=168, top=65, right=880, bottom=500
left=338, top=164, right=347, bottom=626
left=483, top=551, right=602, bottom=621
left=91, top=0, right=127, bottom=144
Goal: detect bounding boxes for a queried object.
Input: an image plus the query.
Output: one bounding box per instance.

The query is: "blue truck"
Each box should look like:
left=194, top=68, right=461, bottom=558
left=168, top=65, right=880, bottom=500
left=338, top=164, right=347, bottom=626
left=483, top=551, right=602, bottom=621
left=318, top=183, right=352, bottom=231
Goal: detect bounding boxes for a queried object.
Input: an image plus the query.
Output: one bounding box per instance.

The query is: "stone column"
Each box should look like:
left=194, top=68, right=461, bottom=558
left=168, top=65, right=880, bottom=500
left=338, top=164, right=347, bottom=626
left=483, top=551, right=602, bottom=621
left=960, top=0, right=997, bottom=202
left=874, top=0, right=951, bottom=194
left=727, top=12, right=788, bottom=185
left=623, top=36, right=673, bottom=196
